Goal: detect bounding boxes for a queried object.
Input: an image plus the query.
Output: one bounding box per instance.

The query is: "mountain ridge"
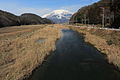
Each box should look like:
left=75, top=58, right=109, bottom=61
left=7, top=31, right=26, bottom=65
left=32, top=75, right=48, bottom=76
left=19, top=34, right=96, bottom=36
left=42, top=10, right=73, bottom=24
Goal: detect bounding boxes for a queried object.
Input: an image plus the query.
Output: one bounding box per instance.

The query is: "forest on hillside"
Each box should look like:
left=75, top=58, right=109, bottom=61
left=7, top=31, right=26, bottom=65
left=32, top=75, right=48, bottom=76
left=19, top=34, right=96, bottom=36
left=0, top=10, right=53, bottom=28
left=70, top=0, right=120, bottom=28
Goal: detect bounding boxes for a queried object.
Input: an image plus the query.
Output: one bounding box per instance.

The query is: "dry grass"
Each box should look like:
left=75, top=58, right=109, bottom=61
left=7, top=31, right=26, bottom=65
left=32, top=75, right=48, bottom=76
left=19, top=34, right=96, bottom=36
left=70, top=26, right=120, bottom=69
left=83, top=27, right=120, bottom=47
left=0, top=24, right=62, bottom=80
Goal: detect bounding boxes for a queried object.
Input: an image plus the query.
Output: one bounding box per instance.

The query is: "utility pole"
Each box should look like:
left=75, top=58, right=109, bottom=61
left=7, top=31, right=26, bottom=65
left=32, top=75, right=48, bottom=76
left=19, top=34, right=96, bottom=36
left=103, top=7, right=105, bottom=28
left=82, top=19, right=83, bottom=24
left=82, top=15, right=89, bottom=25
left=84, top=14, right=87, bottom=25
left=76, top=17, right=77, bottom=25
left=101, top=7, right=105, bottom=28
left=111, top=0, right=115, bottom=23
left=100, top=1, right=114, bottom=27
left=87, top=18, right=89, bottom=24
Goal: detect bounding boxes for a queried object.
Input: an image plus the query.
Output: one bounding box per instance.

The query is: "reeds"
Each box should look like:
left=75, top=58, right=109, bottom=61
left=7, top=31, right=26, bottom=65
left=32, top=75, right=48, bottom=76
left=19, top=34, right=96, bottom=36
left=0, top=25, right=62, bottom=80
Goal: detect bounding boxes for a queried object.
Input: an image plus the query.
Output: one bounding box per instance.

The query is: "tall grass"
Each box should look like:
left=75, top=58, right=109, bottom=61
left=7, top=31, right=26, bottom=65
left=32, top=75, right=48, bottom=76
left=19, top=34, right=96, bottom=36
left=0, top=25, right=62, bottom=80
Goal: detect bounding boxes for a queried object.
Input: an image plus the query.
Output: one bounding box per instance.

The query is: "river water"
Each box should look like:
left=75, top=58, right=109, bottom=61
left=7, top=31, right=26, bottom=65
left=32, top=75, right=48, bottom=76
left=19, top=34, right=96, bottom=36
left=27, top=29, right=120, bottom=80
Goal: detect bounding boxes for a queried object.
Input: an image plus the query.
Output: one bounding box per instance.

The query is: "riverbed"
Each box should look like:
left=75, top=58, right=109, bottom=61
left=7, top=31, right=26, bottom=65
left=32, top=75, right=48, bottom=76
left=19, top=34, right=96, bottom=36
left=27, top=29, right=120, bottom=80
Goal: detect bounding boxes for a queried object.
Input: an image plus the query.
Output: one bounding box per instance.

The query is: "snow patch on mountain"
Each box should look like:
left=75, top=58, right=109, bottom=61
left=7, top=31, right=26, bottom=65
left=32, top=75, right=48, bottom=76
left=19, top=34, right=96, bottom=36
left=42, top=10, right=73, bottom=23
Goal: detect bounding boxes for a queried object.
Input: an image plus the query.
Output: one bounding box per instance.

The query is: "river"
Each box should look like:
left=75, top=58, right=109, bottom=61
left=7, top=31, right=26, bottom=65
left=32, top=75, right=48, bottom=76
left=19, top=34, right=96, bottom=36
left=27, top=29, right=120, bottom=80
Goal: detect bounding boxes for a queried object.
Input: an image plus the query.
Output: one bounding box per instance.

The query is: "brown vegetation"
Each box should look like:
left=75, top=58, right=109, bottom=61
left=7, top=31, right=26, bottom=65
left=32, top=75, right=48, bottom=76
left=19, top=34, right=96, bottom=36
left=0, top=25, right=62, bottom=80
left=70, top=26, right=120, bottom=69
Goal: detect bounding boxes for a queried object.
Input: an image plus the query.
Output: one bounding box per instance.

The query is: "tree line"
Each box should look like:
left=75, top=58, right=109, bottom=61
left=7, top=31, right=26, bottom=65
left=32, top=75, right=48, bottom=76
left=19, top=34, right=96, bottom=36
left=70, top=0, right=120, bottom=28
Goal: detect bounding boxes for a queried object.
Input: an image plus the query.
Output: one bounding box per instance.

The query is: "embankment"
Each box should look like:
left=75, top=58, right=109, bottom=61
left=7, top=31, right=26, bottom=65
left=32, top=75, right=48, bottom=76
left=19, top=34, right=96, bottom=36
left=0, top=25, right=62, bottom=80
left=70, top=26, right=120, bottom=69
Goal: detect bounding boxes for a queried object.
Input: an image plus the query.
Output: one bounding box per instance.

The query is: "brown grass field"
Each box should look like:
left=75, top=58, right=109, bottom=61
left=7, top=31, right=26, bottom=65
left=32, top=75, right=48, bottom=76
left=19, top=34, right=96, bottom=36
left=70, top=25, right=120, bottom=70
left=1, top=24, right=120, bottom=80
left=0, top=24, right=64, bottom=80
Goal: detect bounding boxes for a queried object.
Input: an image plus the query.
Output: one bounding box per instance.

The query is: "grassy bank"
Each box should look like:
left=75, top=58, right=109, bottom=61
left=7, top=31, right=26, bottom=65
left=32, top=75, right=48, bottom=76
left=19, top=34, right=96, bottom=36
left=0, top=25, right=62, bottom=80
left=70, top=26, right=120, bottom=69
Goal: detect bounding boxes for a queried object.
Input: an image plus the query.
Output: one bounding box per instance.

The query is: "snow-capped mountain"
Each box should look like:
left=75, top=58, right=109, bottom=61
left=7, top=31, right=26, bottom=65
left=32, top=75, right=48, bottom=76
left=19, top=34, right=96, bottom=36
left=42, top=10, right=73, bottom=24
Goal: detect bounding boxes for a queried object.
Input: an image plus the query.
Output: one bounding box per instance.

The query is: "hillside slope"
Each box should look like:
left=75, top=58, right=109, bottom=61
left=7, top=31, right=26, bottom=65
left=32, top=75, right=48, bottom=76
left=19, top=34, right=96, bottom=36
left=0, top=10, right=52, bottom=28
left=70, top=0, right=120, bottom=28
left=20, top=13, right=52, bottom=25
left=0, top=10, right=20, bottom=28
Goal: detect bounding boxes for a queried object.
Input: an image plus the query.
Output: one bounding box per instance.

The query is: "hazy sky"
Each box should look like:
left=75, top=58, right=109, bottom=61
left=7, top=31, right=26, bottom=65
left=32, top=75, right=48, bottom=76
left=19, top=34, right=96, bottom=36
left=0, top=0, right=100, bottom=16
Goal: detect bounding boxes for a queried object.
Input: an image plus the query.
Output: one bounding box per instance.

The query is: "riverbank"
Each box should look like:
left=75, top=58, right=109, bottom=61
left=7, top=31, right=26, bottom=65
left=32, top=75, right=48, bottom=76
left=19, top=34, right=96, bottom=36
left=25, top=28, right=120, bottom=80
left=70, top=26, right=120, bottom=70
left=0, top=25, right=62, bottom=80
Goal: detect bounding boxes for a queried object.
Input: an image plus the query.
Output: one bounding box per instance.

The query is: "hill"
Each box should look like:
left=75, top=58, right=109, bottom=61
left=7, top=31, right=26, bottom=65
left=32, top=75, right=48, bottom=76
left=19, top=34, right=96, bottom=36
left=20, top=13, right=52, bottom=25
left=0, top=10, right=52, bottom=28
left=70, top=0, right=120, bottom=28
left=0, top=10, right=20, bottom=28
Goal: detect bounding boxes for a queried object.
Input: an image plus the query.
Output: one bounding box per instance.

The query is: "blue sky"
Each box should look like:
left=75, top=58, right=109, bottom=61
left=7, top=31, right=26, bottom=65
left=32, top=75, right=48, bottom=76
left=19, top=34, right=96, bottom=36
left=0, top=0, right=100, bottom=16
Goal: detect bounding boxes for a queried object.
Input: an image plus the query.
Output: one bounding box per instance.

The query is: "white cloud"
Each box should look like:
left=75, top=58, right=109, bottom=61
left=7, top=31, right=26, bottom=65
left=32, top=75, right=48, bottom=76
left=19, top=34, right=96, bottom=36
left=0, top=0, right=100, bottom=16
left=0, top=2, right=52, bottom=16
left=16, top=8, right=52, bottom=16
